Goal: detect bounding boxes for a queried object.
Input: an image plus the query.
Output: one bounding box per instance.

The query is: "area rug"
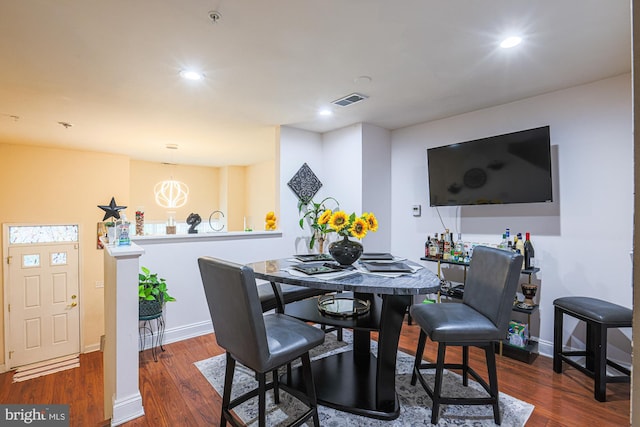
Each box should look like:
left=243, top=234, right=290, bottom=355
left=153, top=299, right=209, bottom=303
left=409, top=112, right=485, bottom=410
left=195, top=331, right=533, bottom=426
left=12, top=354, right=80, bottom=383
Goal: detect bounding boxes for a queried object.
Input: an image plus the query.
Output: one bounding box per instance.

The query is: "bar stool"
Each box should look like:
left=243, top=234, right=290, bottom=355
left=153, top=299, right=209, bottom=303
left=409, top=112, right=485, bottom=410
left=553, top=296, right=631, bottom=401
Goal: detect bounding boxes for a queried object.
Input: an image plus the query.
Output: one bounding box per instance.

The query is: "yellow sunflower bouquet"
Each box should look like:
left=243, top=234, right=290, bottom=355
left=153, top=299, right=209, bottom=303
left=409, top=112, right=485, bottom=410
left=318, top=210, right=378, bottom=239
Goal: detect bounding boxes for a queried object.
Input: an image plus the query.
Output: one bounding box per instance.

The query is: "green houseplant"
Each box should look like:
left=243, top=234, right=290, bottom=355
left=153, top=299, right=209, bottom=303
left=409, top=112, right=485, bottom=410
left=298, top=196, right=340, bottom=252
left=139, top=266, right=176, bottom=318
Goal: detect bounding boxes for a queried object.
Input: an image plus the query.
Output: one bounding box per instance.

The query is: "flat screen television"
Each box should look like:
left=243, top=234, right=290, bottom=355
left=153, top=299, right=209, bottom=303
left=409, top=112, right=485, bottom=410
left=427, top=126, right=552, bottom=206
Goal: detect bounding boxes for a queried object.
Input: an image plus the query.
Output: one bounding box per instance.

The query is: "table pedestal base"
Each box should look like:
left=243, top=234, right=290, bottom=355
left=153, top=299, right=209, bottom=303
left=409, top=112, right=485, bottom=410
left=283, top=350, right=400, bottom=420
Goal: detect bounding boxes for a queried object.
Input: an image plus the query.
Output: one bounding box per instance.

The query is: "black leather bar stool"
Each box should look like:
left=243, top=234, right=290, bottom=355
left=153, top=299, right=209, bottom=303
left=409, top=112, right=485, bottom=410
left=410, top=246, right=522, bottom=425
left=198, top=257, right=325, bottom=427
left=553, top=296, right=631, bottom=401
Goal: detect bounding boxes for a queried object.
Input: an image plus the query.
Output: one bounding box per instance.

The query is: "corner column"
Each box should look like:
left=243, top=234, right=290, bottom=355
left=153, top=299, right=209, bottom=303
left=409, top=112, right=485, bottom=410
left=103, top=243, right=145, bottom=426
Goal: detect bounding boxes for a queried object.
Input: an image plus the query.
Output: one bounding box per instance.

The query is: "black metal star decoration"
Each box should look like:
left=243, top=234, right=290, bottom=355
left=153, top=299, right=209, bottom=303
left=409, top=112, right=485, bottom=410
left=98, top=197, right=127, bottom=221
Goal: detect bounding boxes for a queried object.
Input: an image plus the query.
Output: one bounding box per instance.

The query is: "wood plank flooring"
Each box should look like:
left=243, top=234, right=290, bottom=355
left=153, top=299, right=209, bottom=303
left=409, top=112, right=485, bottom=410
left=0, top=321, right=630, bottom=426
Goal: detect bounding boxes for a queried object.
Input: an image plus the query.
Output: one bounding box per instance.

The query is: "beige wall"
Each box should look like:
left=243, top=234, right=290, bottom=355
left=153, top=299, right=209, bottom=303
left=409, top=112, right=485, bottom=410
left=245, top=160, right=277, bottom=231
left=0, top=142, right=277, bottom=367
left=0, top=143, right=130, bottom=363
left=220, top=166, right=246, bottom=231
left=129, top=160, right=220, bottom=229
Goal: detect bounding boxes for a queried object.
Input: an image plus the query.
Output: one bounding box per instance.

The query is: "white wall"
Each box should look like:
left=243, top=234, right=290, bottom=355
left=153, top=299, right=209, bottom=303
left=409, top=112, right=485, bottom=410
left=322, top=124, right=363, bottom=215
left=391, top=74, right=633, bottom=360
left=362, top=123, right=392, bottom=252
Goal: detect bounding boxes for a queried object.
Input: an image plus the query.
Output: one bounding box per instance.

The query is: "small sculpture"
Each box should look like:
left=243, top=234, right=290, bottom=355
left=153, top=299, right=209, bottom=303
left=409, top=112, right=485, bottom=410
left=186, top=213, right=202, bottom=234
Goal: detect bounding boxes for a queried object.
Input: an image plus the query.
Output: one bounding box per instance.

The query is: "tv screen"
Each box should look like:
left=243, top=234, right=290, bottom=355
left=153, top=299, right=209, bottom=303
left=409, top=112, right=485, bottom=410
left=427, top=126, right=552, bottom=206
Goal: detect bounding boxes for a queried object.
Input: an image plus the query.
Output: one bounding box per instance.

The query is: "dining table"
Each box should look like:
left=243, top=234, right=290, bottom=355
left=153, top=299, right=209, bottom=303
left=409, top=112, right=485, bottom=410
left=247, top=257, right=441, bottom=420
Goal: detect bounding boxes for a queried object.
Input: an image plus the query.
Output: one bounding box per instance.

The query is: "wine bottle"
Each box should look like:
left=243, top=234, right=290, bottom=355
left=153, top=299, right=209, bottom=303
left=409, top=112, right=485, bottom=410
left=430, top=233, right=440, bottom=258
left=524, top=232, right=535, bottom=270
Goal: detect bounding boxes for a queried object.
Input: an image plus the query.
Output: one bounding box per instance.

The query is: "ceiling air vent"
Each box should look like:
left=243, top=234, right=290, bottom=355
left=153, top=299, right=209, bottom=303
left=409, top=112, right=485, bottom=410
left=331, top=93, right=369, bottom=107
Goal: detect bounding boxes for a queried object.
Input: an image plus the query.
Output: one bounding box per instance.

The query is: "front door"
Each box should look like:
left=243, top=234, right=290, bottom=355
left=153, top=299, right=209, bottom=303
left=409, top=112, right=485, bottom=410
left=7, top=242, right=80, bottom=368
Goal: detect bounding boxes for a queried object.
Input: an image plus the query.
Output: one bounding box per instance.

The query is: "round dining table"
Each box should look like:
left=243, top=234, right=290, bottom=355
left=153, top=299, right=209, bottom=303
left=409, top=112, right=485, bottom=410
left=247, top=257, right=441, bottom=420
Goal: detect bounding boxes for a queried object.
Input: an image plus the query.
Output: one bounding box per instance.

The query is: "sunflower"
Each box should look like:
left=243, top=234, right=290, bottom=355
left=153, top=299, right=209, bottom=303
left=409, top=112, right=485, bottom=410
left=363, top=212, right=378, bottom=232
left=317, top=209, right=332, bottom=225
left=349, top=217, right=369, bottom=239
left=329, top=211, right=349, bottom=231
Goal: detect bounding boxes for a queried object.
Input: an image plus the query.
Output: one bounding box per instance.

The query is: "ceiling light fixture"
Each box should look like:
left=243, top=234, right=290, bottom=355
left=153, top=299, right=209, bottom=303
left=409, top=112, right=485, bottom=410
left=154, top=145, right=190, bottom=208
left=179, top=70, right=204, bottom=81
left=318, top=109, right=333, bottom=116
left=500, top=36, right=522, bottom=49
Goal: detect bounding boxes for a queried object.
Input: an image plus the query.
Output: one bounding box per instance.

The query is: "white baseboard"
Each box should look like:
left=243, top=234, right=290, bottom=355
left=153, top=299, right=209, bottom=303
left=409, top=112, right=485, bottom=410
left=138, top=320, right=213, bottom=348
left=84, top=343, right=102, bottom=353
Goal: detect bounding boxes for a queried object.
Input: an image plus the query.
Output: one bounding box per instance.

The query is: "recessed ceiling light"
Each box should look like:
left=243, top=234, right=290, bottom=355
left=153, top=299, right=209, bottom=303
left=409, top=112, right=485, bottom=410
left=500, top=36, right=522, bottom=49
left=318, top=109, right=333, bottom=116
left=179, top=70, right=204, bottom=81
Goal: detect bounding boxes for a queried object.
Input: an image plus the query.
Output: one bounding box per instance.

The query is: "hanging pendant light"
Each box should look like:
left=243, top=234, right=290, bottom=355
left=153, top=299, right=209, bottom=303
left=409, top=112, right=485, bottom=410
left=154, top=144, right=189, bottom=208
left=154, top=179, right=189, bottom=208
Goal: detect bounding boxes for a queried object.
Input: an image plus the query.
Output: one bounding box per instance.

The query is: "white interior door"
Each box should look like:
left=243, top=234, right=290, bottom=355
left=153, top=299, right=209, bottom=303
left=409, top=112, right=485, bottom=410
left=7, top=242, right=80, bottom=368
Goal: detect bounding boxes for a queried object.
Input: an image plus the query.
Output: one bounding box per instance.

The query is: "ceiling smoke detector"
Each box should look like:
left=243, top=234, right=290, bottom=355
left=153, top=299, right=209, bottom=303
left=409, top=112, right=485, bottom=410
left=331, top=93, right=368, bottom=107
left=208, top=10, right=221, bottom=23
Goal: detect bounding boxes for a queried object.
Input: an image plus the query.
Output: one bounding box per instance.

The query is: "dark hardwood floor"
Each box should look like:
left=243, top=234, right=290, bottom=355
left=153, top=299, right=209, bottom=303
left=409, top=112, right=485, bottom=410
left=0, top=321, right=630, bottom=426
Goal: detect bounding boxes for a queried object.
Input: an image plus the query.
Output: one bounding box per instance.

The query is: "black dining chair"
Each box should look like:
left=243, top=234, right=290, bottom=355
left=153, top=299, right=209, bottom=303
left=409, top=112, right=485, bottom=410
left=198, top=256, right=325, bottom=427
left=410, top=245, right=522, bottom=425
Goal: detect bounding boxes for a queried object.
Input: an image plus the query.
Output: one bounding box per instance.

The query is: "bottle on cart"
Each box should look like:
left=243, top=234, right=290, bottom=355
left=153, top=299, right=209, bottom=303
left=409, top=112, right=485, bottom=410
left=425, top=236, right=431, bottom=258
left=515, top=233, right=525, bottom=267
left=499, top=233, right=508, bottom=250
left=454, top=233, right=464, bottom=261
left=524, top=232, right=535, bottom=270
left=443, top=229, right=451, bottom=260
left=439, top=233, right=445, bottom=259
left=505, top=227, right=512, bottom=248
left=430, top=233, right=440, bottom=259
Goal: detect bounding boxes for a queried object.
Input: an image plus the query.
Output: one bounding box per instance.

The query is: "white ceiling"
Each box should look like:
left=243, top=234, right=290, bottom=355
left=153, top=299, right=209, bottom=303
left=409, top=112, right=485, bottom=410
left=0, top=1, right=631, bottom=167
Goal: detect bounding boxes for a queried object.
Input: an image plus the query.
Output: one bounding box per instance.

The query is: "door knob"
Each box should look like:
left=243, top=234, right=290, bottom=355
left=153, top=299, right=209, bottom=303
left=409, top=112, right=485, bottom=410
left=71, top=302, right=78, bottom=307
left=71, top=295, right=77, bottom=299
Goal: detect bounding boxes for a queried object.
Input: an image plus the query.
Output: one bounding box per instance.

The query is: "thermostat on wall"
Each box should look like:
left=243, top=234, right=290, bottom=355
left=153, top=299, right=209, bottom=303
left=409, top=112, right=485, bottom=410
left=412, top=205, right=421, bottom=217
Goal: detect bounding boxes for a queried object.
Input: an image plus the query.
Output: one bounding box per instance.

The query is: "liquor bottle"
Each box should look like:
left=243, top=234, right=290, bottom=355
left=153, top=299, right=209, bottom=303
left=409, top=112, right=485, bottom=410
left=425, top=236, right=431, bottom=258
left=439, top=233, right=445, bottom=259
left=431, top=233, right=441, bottom=259
left=515, top=233, right=525, bottom=268
left=454, top=233, right=464, bottom=262
left=524, top=232, right=535, bottom=270
left=505, top=227, right=512, bottom=248
left=499, top=233, right=508, bottom=250
left=443, top=229, right=451, bottom=260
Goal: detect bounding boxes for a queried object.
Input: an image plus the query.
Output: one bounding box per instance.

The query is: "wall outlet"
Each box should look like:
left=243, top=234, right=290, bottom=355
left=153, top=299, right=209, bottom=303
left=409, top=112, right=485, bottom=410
left=412, top=205, right=421, bottom=217
left=96, top=280, right=104, bottom=288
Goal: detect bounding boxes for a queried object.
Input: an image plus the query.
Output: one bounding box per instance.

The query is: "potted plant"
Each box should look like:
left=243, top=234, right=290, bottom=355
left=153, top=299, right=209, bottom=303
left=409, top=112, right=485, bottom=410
left=298, top=197, right=339, bottom=252
left=139, top=266, right=176, bottom=318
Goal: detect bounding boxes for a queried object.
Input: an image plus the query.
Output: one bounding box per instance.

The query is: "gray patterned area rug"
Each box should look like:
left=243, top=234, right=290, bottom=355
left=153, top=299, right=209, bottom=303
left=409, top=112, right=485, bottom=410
left=195, top=331, right=534, bottom=426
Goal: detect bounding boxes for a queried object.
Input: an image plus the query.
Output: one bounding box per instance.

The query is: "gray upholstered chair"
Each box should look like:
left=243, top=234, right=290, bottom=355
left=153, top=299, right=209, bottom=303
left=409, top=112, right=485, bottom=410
left=257, top=281, right=344, bottom=341
left=198, top=257, right=325, bottom=427
left=410, top=245, right=522, bottom=425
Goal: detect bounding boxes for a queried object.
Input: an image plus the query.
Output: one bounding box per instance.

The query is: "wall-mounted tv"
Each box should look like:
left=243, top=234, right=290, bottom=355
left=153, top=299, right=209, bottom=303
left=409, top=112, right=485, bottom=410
left=427, top=126, right=552, bottom=206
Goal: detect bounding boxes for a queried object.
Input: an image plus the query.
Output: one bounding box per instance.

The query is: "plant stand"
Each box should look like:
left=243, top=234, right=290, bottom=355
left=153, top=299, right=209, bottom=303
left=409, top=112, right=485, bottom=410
left=139, top=312, right=165, bottom=362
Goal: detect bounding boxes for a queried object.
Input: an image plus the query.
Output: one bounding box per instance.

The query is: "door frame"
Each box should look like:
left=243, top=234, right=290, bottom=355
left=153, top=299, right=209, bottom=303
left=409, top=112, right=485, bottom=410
left=2, top=223, right=83, bottom=371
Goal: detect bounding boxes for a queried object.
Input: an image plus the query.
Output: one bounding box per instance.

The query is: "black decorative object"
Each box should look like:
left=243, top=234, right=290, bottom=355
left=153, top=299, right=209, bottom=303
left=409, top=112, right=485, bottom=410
left=186, top=212, right=202, bottom=234
left=329, top=236, right=364, bottom=265
left=98, top=197, right=127, bottom=221
left=287, top=163, right=322, bottom=203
